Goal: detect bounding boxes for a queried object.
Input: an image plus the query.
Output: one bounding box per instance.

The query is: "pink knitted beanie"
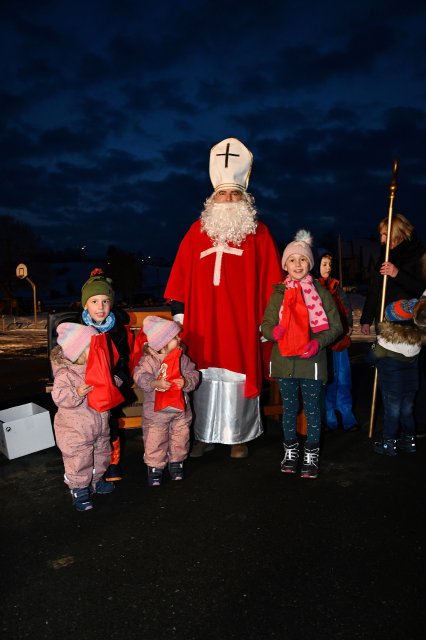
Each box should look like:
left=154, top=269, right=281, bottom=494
left=282, top=229, right=314, bottom=270
left=56, top=322, right=98, bottom=362
left=143, top=315, right=181, bottom=351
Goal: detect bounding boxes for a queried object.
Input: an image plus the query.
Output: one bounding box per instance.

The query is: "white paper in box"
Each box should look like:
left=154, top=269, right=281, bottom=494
left=0, top=403, right=55, bottom=460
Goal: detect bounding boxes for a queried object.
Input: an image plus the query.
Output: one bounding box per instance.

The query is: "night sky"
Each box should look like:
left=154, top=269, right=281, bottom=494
left=2, top=0, right=426, bottom=261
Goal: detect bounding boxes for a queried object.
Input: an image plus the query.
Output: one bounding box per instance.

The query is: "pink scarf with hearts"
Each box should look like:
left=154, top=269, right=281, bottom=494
left=283, top=274, right=329, bottom=333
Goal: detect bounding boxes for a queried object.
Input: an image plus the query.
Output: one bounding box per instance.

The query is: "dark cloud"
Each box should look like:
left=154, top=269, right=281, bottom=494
left=0, top=91, right=31, bottom=123
left=0, top=0, right=425, bottom=264
left=123, top=80, right=198, bottom=116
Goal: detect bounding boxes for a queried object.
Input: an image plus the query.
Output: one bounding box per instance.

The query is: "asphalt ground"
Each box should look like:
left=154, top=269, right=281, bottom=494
left=1, top=334, right=426, bottom=640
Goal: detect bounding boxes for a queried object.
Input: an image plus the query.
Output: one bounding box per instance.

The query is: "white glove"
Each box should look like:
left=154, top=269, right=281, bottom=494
left=173, top=313, right=184, bottom=326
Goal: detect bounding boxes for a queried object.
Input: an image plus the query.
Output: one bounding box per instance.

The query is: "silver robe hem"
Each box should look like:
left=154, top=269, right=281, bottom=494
left=192, top=368, right=263, bottom=444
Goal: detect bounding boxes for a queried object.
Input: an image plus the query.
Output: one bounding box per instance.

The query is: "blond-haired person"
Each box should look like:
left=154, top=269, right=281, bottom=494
left=361, top=213, right=426, bottom=335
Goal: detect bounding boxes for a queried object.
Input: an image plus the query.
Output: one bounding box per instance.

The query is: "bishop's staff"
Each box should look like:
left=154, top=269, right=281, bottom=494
left=368, top=158, right=399, bottom=438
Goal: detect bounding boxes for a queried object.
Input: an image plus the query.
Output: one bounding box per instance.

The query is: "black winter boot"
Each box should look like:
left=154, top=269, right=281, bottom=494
left=281, top=439, right=299, bottom=474
left=300, top=443, right=320, bottom=479
left=70, top=487, right=93, bottom=512
left=373, top=438, right=397, bottom=456
left=397, top=434, right=416, bottom=454
left=168, top=461, right=184, bottom=481
left=147, top=467, right=163, bottom=487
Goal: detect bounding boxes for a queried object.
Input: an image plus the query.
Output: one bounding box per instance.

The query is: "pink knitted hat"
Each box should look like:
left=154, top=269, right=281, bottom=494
left=282, top=229, right=314, bottom=270
left=143, top=315, right=181, bottom=351
left=56, top=322, right=98, bottom=362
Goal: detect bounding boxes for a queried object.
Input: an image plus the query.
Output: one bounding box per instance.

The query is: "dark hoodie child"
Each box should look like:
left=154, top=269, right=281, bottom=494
left=317, top=250, right=357, bottom=431
left=80, top=268, right=131, bottom=482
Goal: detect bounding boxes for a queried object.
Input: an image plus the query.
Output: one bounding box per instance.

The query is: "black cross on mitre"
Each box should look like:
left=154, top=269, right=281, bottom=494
left=216, top=142, right=240, bottom=168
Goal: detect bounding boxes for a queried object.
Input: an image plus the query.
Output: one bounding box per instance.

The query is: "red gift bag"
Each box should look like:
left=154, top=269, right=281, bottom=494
left=129, top=328, right=148, bottom=376
left=278, top=286, right=310, bottom=356
left=154, top=348, right=185, bottom=413
left=86, top=333, right=124, bottom=411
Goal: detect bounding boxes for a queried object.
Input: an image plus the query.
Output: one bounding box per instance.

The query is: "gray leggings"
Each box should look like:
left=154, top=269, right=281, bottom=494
left=278, top=378, right=323, bottom=444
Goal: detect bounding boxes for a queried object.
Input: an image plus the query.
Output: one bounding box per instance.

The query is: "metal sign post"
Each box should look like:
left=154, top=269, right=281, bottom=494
left=16, top=263, right=37, bottom=326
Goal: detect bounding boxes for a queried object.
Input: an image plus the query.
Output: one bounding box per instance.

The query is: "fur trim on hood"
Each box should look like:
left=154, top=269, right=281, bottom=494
left=377, top=320, right=426, bottom=347
left=51, top=344, right=72, bottom=366
left=50, top=344, right=86, bottom=375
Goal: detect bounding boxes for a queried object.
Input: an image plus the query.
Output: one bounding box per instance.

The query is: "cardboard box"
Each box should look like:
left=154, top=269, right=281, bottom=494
left=0, top=403, right=55, bottom=460
left=121, top=387, right=144, bottom=418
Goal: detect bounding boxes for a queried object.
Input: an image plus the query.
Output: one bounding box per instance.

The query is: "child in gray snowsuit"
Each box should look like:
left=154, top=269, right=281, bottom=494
left=51, top=322, right=115, bottom=512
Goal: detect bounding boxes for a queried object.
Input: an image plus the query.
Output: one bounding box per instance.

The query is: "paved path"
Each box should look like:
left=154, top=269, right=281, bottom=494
left=1, top=341, right=425, bottom=639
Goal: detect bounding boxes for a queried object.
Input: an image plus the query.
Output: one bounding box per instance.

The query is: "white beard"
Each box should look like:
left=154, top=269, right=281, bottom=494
left=200, top=200, right=258, bottom=246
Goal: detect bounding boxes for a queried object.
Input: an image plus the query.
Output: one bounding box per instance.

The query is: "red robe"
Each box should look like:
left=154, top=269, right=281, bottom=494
left=164, top=220, right=283, bottom=398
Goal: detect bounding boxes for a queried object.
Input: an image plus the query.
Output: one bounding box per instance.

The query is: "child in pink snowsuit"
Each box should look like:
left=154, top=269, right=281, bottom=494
left=133, top=315, right=199, bottom=486
left=51, top=322, right=115, bottom=512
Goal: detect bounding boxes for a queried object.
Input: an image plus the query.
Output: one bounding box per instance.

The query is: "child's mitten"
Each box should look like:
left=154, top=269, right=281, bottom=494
left=300, top=339, right=319, bottom=359
left=272, top=325, right=285, bottom=341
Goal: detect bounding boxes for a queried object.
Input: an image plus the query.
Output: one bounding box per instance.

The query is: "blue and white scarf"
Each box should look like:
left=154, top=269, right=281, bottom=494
left=82, top=309, right=116, bottom=333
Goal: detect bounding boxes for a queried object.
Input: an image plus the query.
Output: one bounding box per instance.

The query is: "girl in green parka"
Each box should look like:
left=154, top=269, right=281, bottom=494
left=261, top=230, right=342, bottom=478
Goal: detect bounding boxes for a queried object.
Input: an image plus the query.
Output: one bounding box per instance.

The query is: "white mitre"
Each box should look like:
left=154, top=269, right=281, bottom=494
left=209, top=137, right=253, bottom=192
